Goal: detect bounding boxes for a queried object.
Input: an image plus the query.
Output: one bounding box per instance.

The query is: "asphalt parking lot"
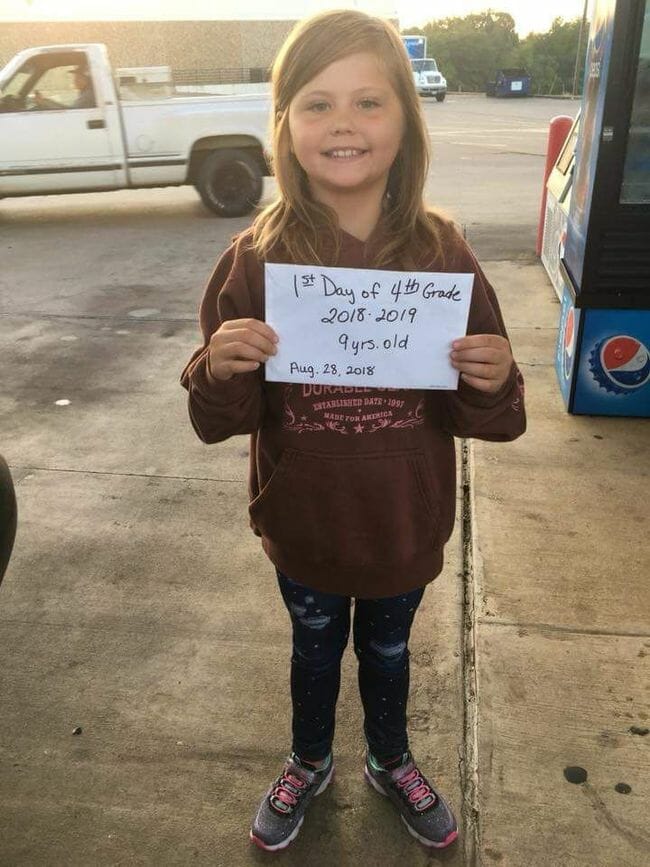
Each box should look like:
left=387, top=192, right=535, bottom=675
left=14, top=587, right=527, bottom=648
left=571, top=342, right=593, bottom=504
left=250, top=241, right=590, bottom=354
left=0, top=95, right=560, bottom=483
left=0, top=95, right=558, bottom=329
left=3, top=95, right=648, bottom=867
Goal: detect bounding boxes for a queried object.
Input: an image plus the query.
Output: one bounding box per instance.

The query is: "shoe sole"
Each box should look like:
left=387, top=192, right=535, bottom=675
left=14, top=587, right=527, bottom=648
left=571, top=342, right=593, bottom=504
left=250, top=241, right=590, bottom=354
left=249, top=764, right=335, bottom=852
left=364, top=766, right=459, bottom=850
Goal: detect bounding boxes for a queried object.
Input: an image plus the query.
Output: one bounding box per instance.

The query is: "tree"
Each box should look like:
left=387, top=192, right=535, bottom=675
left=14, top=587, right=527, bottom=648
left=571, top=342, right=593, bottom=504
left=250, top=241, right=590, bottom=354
left=509, top=18, right=586, bottom=94
left=405, top=10, right=586, bottom=95
left=417, top=10, right=519, bottom=91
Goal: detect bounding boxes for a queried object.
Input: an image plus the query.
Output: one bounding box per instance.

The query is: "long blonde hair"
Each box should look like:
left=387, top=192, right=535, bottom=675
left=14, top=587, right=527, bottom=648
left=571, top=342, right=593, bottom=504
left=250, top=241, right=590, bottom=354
left=252, top=9, right=447, bottom=269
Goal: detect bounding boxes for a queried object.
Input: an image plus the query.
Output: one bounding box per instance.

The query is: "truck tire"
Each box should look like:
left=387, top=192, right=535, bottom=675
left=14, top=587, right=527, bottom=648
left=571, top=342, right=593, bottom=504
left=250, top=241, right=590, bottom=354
left=0, top=455, right=17, bottom=586
left=436, top=92, right=446, bottom=102
left=196, top=148, right=263, bottom=217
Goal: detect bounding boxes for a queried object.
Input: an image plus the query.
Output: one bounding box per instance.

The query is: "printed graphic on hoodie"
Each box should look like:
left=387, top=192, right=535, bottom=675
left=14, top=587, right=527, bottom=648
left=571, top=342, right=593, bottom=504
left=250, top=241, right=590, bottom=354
left=282, top=384, right=426, bottom=435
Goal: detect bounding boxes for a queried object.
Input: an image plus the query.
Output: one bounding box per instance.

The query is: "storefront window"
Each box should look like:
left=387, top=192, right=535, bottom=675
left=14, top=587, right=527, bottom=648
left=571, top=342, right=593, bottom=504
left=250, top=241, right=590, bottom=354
left=621, top=3, right=650, bottom=203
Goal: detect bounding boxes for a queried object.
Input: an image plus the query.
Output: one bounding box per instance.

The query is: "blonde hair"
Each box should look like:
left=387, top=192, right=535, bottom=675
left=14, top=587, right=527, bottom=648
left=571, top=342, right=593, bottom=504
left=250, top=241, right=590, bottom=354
left=252, top=9, right=447, bottom=269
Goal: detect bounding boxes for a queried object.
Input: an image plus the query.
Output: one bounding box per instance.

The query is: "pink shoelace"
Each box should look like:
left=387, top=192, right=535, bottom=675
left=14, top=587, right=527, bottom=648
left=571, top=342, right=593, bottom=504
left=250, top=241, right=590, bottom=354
left=394, top=763, right=437, bottom=812
left=269, top=769, right=309, bottom=815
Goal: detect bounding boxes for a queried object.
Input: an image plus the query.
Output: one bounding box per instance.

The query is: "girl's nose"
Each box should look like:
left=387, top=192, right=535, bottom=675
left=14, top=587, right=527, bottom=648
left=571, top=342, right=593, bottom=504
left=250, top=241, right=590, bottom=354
left=331, top=110, right=354, bottom=135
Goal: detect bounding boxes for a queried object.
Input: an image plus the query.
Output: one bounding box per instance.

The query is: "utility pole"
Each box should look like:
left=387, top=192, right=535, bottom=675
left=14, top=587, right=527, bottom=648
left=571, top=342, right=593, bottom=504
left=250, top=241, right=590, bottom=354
left=572, top=0, right=590, bottom=97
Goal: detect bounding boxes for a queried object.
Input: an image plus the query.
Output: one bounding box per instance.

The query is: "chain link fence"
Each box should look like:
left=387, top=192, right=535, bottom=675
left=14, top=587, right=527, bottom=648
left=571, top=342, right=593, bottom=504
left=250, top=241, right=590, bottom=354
left=172, top=66, right=270, bottom=86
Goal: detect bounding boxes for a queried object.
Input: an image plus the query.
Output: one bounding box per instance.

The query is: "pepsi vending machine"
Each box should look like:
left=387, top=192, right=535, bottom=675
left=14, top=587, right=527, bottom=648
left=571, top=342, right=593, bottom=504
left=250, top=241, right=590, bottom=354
left=556, top=0, right=650, bottom=416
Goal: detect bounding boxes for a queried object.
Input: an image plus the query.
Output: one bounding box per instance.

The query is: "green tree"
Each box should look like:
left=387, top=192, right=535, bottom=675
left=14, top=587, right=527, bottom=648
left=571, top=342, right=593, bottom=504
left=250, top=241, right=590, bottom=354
left=415, top=10, right=519, bottom=91
left=507, top=17, right=586, bottom=94
left=404, top=10, right=586, bottom=95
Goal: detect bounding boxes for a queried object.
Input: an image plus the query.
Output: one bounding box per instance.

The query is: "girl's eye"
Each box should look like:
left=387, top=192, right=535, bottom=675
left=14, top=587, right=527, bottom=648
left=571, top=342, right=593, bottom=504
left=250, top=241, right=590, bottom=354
left=359, top=98, right=380, bottom=109
left=308, top=101, right=329, bottom=113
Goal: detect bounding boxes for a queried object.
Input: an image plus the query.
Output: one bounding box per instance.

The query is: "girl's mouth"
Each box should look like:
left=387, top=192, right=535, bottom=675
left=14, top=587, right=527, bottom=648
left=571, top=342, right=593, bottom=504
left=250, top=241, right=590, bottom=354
left=323, top=148, right=367, bottom=159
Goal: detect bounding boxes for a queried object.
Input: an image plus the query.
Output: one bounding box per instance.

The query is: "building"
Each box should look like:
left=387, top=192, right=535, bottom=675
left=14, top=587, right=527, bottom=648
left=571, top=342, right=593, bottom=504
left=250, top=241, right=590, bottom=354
left=0, top=20, right=296, bottom=80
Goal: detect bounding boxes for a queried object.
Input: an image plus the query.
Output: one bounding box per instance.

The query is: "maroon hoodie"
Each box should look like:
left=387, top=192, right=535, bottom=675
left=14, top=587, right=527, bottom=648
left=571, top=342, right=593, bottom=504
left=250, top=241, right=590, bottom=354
left=181, top=221, right=525, bottom=598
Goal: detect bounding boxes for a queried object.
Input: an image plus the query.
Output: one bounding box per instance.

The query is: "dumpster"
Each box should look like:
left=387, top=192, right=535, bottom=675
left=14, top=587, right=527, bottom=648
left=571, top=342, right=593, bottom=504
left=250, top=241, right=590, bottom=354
left=486, top=68, right=532, bottom=98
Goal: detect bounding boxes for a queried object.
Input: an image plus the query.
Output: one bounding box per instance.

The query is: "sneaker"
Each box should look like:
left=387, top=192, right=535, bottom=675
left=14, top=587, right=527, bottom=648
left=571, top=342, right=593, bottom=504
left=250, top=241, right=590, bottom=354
left=364, top=751, right=458, bottom=849
left=250, top=753, right=334, bottom=852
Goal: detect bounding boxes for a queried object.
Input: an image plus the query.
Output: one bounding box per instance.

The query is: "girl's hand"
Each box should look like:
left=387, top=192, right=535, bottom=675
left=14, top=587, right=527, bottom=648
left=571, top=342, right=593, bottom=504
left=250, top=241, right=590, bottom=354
left=208, top=319, right=278, bottom=381
left=450, top=334, right=513, bottom=394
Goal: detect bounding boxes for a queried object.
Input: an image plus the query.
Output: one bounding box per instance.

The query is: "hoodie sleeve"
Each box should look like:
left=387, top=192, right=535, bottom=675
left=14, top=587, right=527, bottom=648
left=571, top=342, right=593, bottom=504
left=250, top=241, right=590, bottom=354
left=180, top=234, right=265, bottom=444
left=441, top=238, right=526, bottom=442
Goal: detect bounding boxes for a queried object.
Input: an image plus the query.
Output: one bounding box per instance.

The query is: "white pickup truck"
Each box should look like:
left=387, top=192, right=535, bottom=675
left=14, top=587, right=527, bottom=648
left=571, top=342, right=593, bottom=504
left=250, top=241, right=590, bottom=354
left=0, top=43, right=272, bottom=216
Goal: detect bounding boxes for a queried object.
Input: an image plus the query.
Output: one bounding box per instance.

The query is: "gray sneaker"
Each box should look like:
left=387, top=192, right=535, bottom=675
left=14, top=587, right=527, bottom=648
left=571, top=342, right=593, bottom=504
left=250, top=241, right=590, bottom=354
left=250, top=753, right=334, bottom=852
left=364, top=751, right=458, bottom=849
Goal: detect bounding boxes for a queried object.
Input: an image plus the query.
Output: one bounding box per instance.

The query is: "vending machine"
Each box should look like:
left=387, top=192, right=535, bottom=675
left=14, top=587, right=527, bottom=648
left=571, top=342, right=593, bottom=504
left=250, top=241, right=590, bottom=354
left=542, top=113, right=581, bottom=300
left=554, top=0, right=650, bottom=417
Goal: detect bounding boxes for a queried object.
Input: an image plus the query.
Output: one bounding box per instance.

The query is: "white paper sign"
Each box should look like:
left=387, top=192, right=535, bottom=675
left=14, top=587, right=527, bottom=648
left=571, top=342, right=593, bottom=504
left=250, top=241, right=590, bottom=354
left=264, top=263, right=474, bottom=390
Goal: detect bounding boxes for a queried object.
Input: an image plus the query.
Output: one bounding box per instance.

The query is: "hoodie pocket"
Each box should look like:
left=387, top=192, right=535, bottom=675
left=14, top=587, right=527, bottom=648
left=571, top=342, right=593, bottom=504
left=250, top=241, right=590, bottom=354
left=249, top=449, right=441, bottom=570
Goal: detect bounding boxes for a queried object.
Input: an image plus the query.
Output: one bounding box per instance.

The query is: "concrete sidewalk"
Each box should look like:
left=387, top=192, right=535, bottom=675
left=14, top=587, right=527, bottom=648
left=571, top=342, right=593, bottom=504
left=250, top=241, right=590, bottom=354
left=1, top=247, right=648, bottom=865
left=2, top=92, right=650, bottom=859
left=467, top=259, right=650, bottom=865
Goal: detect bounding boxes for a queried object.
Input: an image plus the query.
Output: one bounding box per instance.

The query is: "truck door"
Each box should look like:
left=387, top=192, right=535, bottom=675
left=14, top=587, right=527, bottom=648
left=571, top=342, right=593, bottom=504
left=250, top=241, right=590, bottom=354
left=0, top=51, right=121, bottom=196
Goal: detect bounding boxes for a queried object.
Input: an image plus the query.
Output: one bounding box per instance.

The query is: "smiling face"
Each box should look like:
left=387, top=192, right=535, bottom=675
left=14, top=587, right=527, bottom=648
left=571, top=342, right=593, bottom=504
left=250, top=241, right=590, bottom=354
left=287, top=52, right=405, bottom=210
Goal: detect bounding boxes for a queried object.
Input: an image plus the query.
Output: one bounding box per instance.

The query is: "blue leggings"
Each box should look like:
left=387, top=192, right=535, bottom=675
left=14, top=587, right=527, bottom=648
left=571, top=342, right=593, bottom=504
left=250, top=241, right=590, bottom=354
left=277, top=570, right=425, bottom=763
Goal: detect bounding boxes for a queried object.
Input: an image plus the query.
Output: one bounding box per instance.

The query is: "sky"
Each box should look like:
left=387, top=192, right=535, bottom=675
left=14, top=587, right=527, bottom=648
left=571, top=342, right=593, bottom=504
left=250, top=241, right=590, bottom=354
left=0, top=0, right=590, bottom=37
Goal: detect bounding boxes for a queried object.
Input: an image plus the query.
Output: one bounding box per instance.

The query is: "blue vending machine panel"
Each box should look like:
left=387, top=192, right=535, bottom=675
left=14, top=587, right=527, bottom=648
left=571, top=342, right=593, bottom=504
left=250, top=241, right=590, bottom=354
left=564, top=0, right=617, bottom=291
left=555, top=284, right=583, bottom=409
left=574, top=309, right=650, bottom=416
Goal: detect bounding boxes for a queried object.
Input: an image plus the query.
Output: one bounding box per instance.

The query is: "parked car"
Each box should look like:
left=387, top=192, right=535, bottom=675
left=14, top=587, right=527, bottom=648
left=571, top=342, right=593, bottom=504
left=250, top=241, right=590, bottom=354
left=486, top=68, right=532, bottom=98
left=0, top=44, right=272, bottom=216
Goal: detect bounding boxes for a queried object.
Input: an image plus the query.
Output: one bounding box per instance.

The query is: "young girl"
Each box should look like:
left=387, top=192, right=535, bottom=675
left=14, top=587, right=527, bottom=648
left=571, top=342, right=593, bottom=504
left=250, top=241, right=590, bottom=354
left=181, top=9, right=525, bottom=853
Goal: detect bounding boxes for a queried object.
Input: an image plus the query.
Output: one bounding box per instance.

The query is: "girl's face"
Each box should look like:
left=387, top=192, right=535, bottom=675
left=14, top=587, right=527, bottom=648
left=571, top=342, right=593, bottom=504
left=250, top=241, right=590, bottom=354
left=287, top=51, right=405, bottom=209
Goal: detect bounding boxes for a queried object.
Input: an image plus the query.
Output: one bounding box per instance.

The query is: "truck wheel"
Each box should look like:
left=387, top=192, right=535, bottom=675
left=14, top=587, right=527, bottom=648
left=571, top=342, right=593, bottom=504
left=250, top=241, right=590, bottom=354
left=436, top=93, right=446, bottom=102
left=197, top=148, right=263, bottom=217
left=0, top=455, right=17, bottom=586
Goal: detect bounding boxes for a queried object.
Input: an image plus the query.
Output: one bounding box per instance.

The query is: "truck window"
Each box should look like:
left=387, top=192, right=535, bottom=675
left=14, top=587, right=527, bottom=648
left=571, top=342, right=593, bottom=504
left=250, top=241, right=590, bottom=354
left=412, top=59, right=439, bottom=73
left=32, top=63, right=96, bottom=110
left=1, top=68, right=32, bottom=99
left=0, top=63, right=36, bottom=112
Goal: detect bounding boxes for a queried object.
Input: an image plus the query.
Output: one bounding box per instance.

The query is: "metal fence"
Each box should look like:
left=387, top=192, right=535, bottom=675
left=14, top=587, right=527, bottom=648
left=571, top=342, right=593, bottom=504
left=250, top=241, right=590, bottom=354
left=172, top=66, right=270, bottom=86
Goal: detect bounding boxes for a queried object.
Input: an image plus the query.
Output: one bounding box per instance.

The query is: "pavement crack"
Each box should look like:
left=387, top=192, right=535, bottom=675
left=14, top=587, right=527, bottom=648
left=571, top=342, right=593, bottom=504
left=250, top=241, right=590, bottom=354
left=460, top=438, right=481, bottom=867
left=8, top=464, right=244, bottom=484
left=477, top=256, right=540, bottom=264
left=581, top=782, right=650, bottom=852
left=481, top=619, right=650, bottom=639
left=0, top=312, right=195, bottom=324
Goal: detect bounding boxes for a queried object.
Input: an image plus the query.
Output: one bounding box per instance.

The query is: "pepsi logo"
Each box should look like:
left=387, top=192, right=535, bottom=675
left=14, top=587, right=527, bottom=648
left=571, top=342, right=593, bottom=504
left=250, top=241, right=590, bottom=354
left=589, top=335, right=650, bottom=394
left=562, top=307, right=576, bottom=380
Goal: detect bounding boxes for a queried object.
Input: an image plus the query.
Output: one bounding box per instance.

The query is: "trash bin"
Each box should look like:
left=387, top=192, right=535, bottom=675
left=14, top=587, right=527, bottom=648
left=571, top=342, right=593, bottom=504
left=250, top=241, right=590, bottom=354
left=486, top=68, right=532, bottom=98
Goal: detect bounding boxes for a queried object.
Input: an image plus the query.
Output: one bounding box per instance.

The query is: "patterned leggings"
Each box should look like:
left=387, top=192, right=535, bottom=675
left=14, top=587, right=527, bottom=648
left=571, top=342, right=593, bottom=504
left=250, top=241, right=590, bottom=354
left=277, top=570, right=425, bottom=763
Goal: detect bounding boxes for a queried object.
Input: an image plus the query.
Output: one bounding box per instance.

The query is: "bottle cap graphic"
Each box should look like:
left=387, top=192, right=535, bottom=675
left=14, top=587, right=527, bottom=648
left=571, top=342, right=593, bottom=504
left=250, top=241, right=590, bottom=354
left=589, top=335, right=650, bottom=394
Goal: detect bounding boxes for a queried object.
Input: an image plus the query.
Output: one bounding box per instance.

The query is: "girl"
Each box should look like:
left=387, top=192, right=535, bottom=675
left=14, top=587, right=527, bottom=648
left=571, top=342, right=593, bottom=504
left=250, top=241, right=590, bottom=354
left=181, top=9, right=525, bottom=853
